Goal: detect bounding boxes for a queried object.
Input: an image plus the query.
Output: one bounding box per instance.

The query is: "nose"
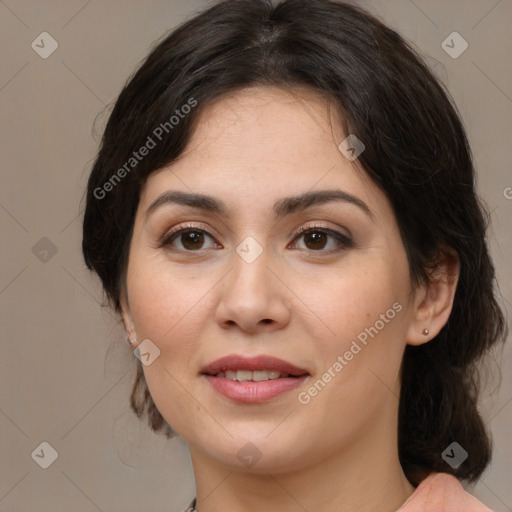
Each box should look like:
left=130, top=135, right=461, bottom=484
left=214, top=247, right=291, bottom=334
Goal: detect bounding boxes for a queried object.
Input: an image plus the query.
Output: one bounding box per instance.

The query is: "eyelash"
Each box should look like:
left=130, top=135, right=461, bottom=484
left=159, top=222, right=353, bottom=254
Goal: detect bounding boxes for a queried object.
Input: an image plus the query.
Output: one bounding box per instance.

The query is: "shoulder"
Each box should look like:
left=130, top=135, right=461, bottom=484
left=398, top=472, right=494, bottom=512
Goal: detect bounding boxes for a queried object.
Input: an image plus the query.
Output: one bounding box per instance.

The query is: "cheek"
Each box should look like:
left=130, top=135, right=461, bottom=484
left=297, top=275, right=408, bottom=440
left=126, top=254, right=214, bottom=353
left=126, top=257, right=212, bottom=433
left=312, top=258, right=407, bottom=342
left=303, top=254, right=410, bottom=413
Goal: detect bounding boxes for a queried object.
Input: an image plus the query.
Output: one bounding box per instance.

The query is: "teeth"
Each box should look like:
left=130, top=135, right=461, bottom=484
left=218, top=370, right=288, bottom=381
left=235, top=370, right=252, bottom=381
left=253, top=370, right=279, bottom=381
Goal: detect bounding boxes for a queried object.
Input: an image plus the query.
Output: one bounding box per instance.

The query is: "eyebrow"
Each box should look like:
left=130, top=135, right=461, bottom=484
left=145, top=189, right=374, bottom=221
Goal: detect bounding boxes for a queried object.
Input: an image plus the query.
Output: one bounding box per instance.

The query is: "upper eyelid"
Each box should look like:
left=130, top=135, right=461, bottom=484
left=162, top=221, right=346, bottom=236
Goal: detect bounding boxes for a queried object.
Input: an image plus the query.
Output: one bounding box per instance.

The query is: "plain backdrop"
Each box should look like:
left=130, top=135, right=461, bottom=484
left=0, top=1, right=511, bottom=511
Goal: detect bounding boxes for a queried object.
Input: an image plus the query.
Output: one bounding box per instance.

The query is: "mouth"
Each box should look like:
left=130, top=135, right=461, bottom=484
left=200, top=355, right=309, bottom=403
left=210, top=369, right=296, bottom=381
left=200, top=354, right=309, bottom=379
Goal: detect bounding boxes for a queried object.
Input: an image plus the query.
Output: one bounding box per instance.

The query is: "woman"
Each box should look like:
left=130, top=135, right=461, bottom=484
left=82, top=1, right=507, bottom=510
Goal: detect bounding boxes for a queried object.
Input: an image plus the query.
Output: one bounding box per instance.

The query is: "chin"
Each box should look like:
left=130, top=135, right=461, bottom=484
left=193, top=429, right=311, bottom=474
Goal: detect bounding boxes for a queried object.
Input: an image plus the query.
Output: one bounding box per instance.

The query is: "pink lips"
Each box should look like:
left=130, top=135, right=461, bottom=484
left=200, top=355, right=309, bottom=404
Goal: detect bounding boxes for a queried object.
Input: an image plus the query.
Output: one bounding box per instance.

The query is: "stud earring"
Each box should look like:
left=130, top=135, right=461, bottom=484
left=127, top=337, right=137, bottom=347
left=422, top=329, right=429, bottom=336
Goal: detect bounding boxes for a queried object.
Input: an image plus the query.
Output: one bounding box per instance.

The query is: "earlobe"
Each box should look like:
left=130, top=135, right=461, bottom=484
left=406, top=248, right=460, bottom=346
left=119, top=294, right=137, bottom=342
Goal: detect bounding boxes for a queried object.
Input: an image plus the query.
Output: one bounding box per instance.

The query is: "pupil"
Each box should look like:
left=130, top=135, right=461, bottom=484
left=306, top=232, right=326, bottom=250
left=184, top=232, right=203, bottom=249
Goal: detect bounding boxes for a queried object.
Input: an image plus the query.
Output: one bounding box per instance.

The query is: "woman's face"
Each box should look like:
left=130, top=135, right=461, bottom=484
left=121, top=85, right=422, bottom=473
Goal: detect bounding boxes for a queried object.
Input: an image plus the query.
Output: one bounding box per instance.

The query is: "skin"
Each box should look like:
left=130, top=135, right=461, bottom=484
left=120, top=85, right=460, bottom=512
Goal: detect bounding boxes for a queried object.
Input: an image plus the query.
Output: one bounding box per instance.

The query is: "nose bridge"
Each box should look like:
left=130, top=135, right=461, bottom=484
left=215, top=235, right=290, bottom=331
left=229, top=236, right=272, bottom=302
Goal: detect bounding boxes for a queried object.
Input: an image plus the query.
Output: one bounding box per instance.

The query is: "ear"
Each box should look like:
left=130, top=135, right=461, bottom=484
left=119, top=292, right=137, bottom=342
left=406, top=247, right=460, bottom=346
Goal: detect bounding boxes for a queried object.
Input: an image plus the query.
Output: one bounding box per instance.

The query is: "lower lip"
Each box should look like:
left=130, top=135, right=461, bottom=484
left=203, top=375, right=308, bottom=403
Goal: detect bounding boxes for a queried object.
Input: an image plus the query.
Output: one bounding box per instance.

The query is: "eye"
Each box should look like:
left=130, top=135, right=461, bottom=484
left=159, top=223, right=353, bottom=253
left=290, top=224, right=353, bottom=252
left=160, top=223, right=219, bottom=251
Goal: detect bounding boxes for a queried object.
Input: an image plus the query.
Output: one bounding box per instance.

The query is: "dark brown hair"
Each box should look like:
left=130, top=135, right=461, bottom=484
left=82, top=0, right=508, bottom=485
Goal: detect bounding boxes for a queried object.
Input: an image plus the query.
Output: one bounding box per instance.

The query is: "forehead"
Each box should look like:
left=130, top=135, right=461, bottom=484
left=138, top=85, right=387, bottom=221
left=182, top=85, right=346, bottom=163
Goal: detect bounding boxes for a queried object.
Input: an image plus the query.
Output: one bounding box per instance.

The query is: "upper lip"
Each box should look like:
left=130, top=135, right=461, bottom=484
left=200, top=355, right=309, bottom=376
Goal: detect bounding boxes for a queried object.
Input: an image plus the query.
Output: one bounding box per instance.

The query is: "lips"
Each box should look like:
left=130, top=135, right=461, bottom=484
left=200, top=355, right=309, bottom=378
left=200, top=355, right=309, bottom=404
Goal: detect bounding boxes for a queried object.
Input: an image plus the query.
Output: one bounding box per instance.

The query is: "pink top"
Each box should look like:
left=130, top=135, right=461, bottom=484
left=182, top=472, right=493, bottom=512
left=398, top=472, right=493, bottom=512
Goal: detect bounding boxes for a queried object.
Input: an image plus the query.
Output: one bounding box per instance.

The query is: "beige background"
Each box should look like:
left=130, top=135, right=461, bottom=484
left=0, top=1, right=511, bottom=511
